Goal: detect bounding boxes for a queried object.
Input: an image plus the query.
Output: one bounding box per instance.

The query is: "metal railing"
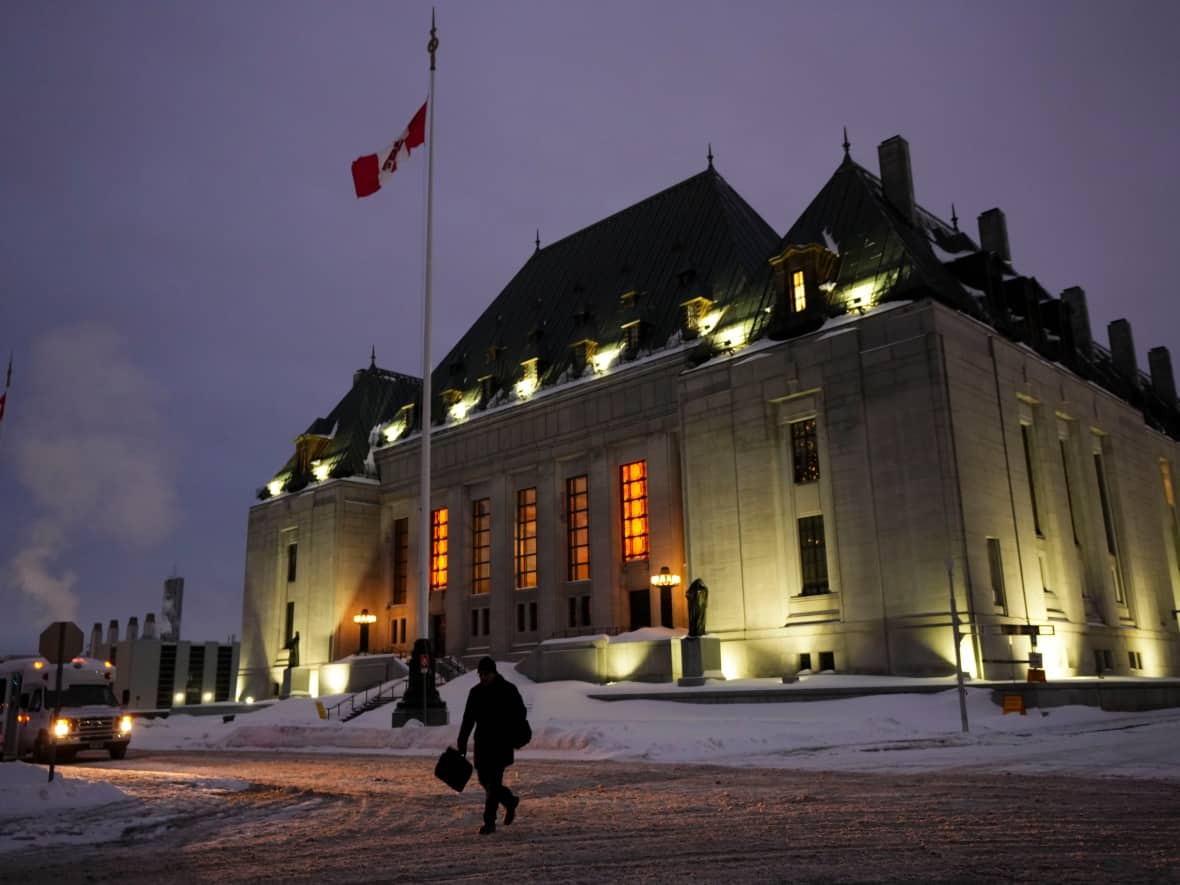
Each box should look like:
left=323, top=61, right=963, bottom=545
left=323, top=677, right=406, bottom=721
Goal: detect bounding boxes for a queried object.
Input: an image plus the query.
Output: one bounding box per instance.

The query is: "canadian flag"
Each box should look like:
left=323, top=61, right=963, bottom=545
left=351, top=102, right=428, bottom=198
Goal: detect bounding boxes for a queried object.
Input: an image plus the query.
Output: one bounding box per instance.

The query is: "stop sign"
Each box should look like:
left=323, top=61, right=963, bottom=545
left=39, top=621, right=84, bottom=664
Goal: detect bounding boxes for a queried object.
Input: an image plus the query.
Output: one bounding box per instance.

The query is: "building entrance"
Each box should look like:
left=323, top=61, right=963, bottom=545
left=628, top=589, right=651, bottom=631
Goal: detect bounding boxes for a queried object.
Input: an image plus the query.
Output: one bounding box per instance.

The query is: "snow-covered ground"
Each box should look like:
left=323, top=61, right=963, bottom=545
left=4, top=665, right=1179, bottom=826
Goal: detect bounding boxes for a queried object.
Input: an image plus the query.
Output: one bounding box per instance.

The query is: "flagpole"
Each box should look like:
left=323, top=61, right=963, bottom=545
left=418, top=13, right=438, bottom=649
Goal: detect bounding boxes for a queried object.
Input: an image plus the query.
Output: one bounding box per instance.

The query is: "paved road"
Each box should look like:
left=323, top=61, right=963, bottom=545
left=2, top=752, right=1178, bottom=883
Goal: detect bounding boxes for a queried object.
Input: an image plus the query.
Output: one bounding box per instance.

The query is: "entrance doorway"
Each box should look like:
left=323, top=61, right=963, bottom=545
left=628, top=589, right=651, bottom=631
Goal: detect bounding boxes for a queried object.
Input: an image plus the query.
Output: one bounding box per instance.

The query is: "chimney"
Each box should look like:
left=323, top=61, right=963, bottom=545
left=1149, top=347, right=1177, bottom=405
left=163, top=576, right=184, bottom=641
left=1109, top=319, right=1139, bottom=382
left=144, top=613, right=158, bottom=640
left=126, top=616, right=139, bottom=641
left=877, top=136, right=915, bottom=224
left=107, top=619, right=119, bottom=646
left=1061, top=287, right=1092, bottom=358
left=978, top=208, right=1011, bottom=263
left=88, top=622, right=103, bottom=658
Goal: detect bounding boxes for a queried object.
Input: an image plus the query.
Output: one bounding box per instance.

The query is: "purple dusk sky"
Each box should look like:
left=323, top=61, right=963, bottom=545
left=2, top=1, right=1178, bottom=653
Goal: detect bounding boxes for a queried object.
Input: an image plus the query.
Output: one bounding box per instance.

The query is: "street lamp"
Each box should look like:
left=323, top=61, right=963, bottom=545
left=650, top=566, right=681, bottom=630
left=353, top=608, right=377, bottom=655
left=650, top=566, right=681, bottom=588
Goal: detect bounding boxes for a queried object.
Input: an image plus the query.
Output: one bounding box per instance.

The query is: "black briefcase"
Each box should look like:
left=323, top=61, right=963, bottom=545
left=435, top=747, right=473, bottom=793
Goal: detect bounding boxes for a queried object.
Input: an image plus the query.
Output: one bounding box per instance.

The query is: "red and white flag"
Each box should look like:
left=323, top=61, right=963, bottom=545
left=351, top=102, right=428, bottom=198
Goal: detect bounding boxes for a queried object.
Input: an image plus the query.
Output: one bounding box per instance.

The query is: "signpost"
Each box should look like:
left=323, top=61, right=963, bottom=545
left=38, top=621, right=84, bottom=782
left=989, top=624, right=1054, bottom=683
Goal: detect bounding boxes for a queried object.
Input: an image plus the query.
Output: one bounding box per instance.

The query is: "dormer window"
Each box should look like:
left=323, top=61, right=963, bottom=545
left=620, top=290, right=639, bottom=308
left=792, top=270, right=807, bottom=313
left=478, top=374, right=495, bottom=406
left=570, top=338, right=597, bottom=375
left=515, top=358, right=539, bottom=400
left=520, top=358, right=538, bottom=386
left=681, top=296, right=714, bottom=337
left=485, top=345, right=505, bottom=365
left=622, top=320, right=642, bottom=355
left=440, top=388, right=463, bottom=408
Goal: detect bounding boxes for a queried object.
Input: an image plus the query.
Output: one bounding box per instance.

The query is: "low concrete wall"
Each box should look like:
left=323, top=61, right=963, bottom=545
left=988, top=679, right=1180, bottom=712
left=517, top=635, right=687, bottom=684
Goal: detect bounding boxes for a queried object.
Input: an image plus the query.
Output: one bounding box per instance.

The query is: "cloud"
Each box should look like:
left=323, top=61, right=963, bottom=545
left=14, top=324, right=180, bottom=544
left=7, top=520, right=79, bottom=623
left=5, top=324, right=181, bottom=623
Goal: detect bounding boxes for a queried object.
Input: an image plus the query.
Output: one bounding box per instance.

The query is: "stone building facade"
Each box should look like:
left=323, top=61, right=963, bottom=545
left=237, top=135, right=1180, bottom=700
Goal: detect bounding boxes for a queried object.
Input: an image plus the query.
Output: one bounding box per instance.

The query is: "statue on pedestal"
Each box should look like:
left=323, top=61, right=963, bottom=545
left=283, top=631, right=300, bottom=668
left=686, top=579, right=708, bottom=637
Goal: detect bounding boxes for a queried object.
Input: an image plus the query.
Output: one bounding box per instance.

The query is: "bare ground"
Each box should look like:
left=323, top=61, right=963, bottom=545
left=2, top=752, right=1178, bottom=884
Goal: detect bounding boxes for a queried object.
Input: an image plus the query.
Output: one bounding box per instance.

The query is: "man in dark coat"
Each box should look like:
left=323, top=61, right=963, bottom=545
left=456, top=657, right=527, bottom=834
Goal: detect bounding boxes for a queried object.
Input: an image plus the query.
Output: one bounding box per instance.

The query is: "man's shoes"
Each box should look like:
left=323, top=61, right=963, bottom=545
left=479, top=823, right=495, bottom=835
left=504, top=795, right=519, bottom=825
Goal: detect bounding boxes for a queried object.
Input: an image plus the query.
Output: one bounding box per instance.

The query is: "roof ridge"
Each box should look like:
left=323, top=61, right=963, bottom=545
left=532, top=167, right=720, bottom=257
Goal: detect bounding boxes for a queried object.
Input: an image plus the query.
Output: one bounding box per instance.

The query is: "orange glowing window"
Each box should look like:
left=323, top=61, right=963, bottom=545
left=515, top=487, right=537, bottom=589
left=792, top=270, right=806, bottom=313
left=472, top=498, right=490, bottom=594
left=620, top=460, right=649, bottom=561
left=430, top=507, right=449, bottom=591
left=566, top=474, right=590, bottom=581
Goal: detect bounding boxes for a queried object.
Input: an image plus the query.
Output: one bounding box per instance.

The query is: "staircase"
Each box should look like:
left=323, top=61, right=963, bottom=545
left=326, top=677, right=407, bottom=722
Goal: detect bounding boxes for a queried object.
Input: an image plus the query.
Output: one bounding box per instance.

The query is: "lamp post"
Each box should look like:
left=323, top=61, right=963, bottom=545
left=353, top=609, right=377, bottom=655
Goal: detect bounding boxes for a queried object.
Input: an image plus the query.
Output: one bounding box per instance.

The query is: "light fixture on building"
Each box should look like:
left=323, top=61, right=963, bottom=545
left=650, top=566, right=681, bottom=588
left=353, top=608, right=377, bottom=655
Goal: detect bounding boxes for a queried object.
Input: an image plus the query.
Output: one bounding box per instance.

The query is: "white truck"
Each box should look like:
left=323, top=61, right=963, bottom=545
left=0, top=655, right=132, bottom=762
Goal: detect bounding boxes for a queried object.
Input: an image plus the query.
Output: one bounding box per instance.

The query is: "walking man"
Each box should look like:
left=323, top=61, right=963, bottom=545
left=456, top=657, right=527, bottom=835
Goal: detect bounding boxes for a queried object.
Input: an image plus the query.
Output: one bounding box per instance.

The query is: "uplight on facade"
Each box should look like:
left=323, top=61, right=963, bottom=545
left=266, top=479, right=285, bottom=497
left=592, top=347, right=620, bottom=374
left=383, top=420, right=406, bottom=443
left=711, top=319, right=753, bottom=351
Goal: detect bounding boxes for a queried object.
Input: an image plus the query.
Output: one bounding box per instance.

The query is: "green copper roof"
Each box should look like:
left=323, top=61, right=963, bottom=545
left=432, top=166, right=781, bottom=409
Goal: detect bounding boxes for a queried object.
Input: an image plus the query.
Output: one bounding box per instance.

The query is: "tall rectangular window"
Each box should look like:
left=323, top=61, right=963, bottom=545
left=286, top=543, right=298, bottom=583
left=566, top=475, right=590, bottom=580
left=392, top=518, right=408, bottom=605
left=987, top=537, right=1006, bottom=609
left=515, top=487, right=538, bottom=589
left=529, top=601, right=537, bottom=632
left=430, top=507, right=449, bottom=592
left=472, top=498, right=491, bottom=594
left=1060, top=440, right=1079, bottom=545
left=1093, top=454, right=1117, bottom=556
left=797, top=515, right=829, bottom=595
left=790, top=419, right=820, bottom=484
left=1094, top=451, right=1125, bottom=605
left=1021, top=425, right=1043, bottom=536
left=621, top=460, right=649, bottom=561
left=1159, top=460, right=1180, bottom=569
left=792, top=269, right=806, bottom=312
left=284, top=601, right=295, bottom=645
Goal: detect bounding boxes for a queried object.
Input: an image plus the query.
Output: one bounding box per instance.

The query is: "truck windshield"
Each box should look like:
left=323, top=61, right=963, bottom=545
left=44, top=684, right=118, bottom=708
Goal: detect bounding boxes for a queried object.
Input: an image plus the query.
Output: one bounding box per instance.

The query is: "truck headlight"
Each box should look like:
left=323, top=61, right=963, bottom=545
left=52, top=719, right=72, bottom=738
left=119, top=715, right=133, bottom=734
